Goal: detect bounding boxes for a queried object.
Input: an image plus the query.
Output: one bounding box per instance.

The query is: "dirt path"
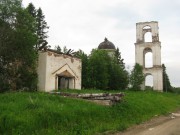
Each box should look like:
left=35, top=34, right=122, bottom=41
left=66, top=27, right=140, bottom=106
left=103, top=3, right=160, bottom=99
left=113, top=111, right=180, bottom=135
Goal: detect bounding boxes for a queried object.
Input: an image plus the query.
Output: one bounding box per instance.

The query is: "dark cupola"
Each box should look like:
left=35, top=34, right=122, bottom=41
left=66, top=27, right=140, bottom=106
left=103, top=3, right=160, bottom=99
left=98, top=38, right=116, bottom=50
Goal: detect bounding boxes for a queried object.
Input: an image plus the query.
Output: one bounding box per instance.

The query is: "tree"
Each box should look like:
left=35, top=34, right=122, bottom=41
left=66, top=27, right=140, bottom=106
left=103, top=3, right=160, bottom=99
left=74, top=47, right=129, bottom=90
left=0, top=0, right=38, bottom=91
left=26, top=3, right=36, bottom=18
left=162, top=64, right=172, bottom=92
left=55, top=45, right=62, bottom=53
left=27, top=5, right=49, bottom=51
left=54, top=45, right=75, bottom=55
left=114, top=47, right=125, bottom=69
left=75, top=50, right=89, bottom=89
left=129, top=63, right=144, bottom=90
left=88, top=49, right=110, bottom=89
left=108, top=63, right=129, bottom=90
left=36, top=8, right=49, bottom=50
left=0, top=0, right=21, bottom=25
left=108, top=47, right=129, bottom=90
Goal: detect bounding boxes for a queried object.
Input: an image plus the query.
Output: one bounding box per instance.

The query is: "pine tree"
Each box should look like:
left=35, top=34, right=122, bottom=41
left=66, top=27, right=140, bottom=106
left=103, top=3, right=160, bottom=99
left=108, top=47, right=129, bottom=90
left=26, top=4, right=49, bottom=51
left=114, top=47, right=125, bottom=69
left=26, top=3, right=36, bottom=18
left=36, top=8, right=49, bottom=50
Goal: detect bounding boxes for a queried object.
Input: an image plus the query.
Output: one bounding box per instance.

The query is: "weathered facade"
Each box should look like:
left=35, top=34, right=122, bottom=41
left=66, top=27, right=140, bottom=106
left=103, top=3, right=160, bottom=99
left=37, top=50, right=81, bottom=92
left=135, top=21, right=163, bottom=91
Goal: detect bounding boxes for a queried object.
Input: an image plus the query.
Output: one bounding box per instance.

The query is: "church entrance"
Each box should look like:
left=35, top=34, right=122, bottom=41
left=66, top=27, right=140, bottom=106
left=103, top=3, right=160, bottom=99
left=56, top=70, right=75, bottom=90
left=58, top=76, right=71, bottom=89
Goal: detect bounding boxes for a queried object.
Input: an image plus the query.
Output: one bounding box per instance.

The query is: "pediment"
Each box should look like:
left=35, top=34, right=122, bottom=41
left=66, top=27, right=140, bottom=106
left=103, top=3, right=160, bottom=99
left=52, top=64, right=78, bottom=78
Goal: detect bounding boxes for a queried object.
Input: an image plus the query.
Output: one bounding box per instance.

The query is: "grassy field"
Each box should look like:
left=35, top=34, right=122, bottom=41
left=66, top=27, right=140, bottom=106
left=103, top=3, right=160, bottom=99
left=0, top=90, right=180, bottom=135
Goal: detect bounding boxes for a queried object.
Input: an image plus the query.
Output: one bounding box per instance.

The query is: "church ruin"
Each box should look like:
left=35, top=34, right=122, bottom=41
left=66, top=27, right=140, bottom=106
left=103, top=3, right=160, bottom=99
left=135, top=21, right=163, bottom=91
left=37, top=21, right=163, bottom=92
left=37, top=50, right=82, bottom=92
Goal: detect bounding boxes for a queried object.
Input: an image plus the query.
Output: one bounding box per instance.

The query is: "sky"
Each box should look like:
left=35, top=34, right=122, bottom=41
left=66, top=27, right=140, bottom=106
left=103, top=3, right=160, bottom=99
left=22, top=0, right=180, bottom=87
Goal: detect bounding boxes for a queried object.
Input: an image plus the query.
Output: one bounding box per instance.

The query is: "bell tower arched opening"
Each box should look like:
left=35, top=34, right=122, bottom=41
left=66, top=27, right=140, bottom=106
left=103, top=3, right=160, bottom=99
left=143, top=26, right=152, bottom=42
left=143, top=48, right=153, bottom=68
left=144, top=32, right=152, bottom=42
left=145, top=52, right=153, bottom=68
left=145, top=74, right=153, bottom=90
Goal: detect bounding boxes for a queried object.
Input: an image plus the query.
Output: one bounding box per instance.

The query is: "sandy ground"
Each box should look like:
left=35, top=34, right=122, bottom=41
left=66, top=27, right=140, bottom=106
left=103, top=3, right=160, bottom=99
left=113, top=111, right=180, bottom=135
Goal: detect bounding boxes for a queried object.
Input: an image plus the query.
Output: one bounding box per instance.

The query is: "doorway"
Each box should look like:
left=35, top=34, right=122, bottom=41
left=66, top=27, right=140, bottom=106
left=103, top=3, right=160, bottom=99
left=57, top=76, right=74, bottom=90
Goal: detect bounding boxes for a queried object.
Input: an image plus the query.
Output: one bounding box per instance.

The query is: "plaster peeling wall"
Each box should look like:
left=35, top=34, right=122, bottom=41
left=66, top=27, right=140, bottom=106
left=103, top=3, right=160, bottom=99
left=135, top=21, right=163, bottom=91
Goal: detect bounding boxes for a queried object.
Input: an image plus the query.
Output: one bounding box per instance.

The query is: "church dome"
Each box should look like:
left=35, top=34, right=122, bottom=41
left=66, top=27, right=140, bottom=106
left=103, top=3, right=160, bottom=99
left=98, top=38, right=116, bottom=50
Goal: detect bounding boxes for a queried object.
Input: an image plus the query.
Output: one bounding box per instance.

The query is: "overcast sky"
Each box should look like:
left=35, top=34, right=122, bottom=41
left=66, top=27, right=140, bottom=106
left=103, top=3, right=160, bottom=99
left=22, top=0, right=180, bottom=87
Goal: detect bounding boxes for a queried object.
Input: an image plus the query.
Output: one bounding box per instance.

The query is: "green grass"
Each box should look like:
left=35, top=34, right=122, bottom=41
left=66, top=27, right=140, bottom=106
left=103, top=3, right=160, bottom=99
left=0, top=90, right=180, bottom=135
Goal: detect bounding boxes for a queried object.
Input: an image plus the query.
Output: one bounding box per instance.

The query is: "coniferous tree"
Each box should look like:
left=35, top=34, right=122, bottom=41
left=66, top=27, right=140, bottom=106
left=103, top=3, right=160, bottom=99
left=36, top=8, right=49, bottom=50
left=26, top=4, right=49, bottom=51
left=26, top=3, right=36, bottom=18
left=109, top=47, right=129, bottom=90
left=162, top=64, right=172, bottom=92
left=36, top=8, right=48, bottom=50
left=114, top=47, right=125, bottom=69
left=108, top=62, right=129, bottom=90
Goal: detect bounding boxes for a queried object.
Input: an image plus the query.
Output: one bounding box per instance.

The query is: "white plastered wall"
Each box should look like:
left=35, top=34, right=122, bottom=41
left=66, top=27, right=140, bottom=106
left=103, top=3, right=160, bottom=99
left=37, top=51, right=82, bottom=92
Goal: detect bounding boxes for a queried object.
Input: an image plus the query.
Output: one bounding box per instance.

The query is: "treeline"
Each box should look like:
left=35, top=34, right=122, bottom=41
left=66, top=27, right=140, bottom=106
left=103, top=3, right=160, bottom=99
left=76, top=48, right=129, bottom=90
left=0, top=0, right=48, bottom=91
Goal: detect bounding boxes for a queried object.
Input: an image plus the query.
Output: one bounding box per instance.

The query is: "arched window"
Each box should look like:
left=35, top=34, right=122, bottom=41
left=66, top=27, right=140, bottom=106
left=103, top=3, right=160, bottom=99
left=143, top=26, right=152, bottom=42
left=144, top=32, right=152, bottom=42
left=144, top=48, right=153, bottom=68
left=145, top=75, right=153, bottom=90
left=145, top=52, right=153, bottom=68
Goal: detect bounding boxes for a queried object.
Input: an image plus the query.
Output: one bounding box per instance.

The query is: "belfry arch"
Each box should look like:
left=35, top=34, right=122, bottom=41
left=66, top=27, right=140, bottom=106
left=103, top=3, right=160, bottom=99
left=145, top=73, right=153, bottom=90
left=135, top=21, right=163, bottom=91
left=144, top=47, right=153, bottom=68
left=144, top=32, right=152, bottom=42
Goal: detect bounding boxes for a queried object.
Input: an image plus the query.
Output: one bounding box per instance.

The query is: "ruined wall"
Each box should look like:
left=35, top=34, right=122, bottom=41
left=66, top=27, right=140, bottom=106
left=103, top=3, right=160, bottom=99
left=136, top=21, right=159, bottom=43
left=135, top=21, right=163, bottom=91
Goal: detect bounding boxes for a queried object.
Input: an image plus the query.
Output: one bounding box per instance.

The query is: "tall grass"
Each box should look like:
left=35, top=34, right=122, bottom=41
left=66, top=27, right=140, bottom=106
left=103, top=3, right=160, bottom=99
left=0, top=90, right=180, bottom=135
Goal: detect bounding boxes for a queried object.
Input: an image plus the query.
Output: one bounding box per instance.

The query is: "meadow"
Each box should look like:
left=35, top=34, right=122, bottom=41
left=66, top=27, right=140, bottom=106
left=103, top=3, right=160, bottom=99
left=0, top=90, right=180, bottom=135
